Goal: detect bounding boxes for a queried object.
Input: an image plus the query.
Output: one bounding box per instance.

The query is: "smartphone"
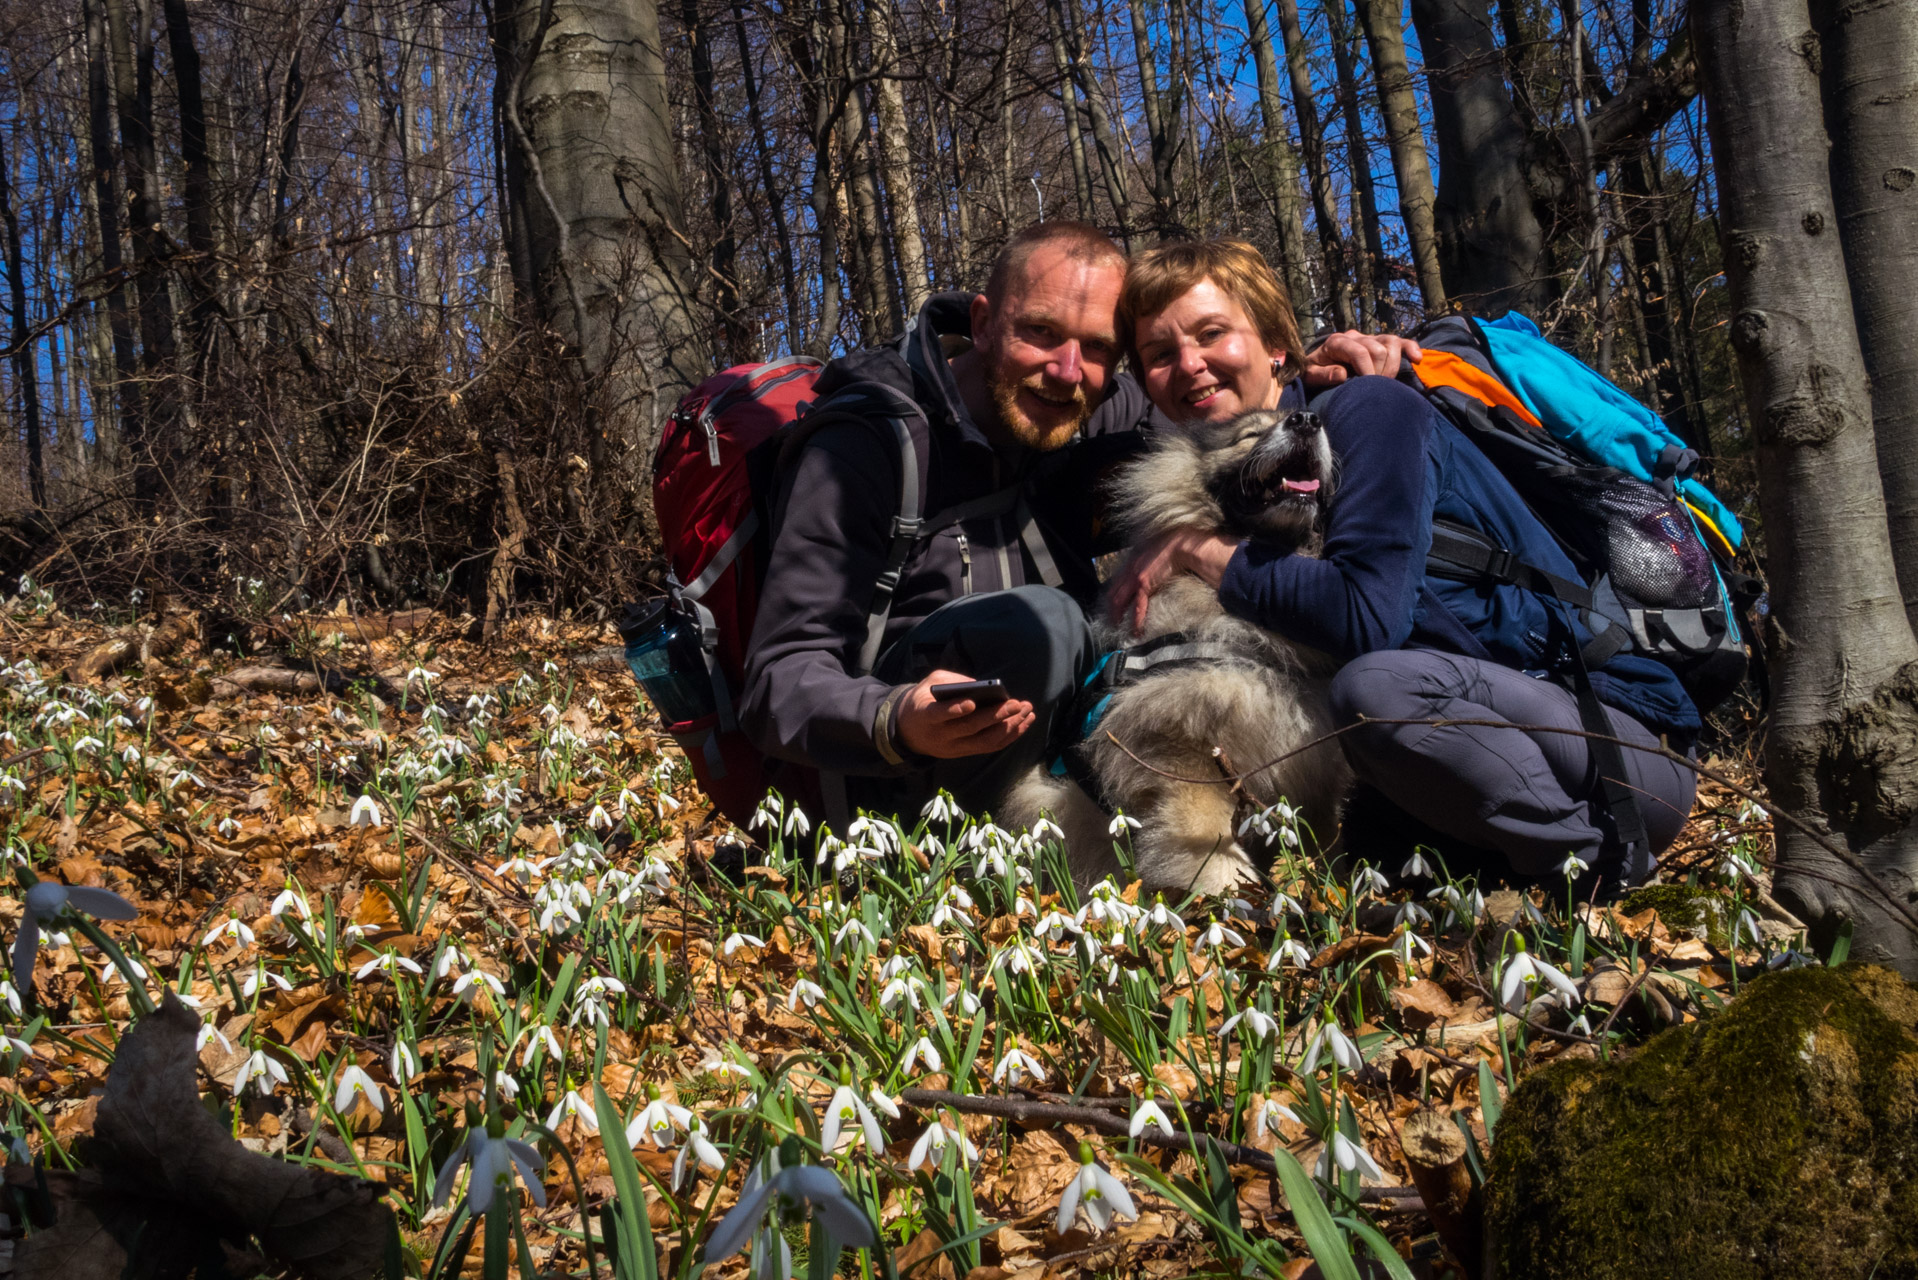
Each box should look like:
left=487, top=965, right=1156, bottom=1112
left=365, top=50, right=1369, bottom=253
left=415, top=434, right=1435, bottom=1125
left=930, top=678, right=1009, bottom=706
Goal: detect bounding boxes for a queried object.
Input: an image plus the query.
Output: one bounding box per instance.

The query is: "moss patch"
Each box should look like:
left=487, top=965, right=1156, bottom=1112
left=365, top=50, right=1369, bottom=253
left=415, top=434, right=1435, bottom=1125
left=1617, top=883, right=1729, bottom=946
left=1486, top=964, right=1918, bottom=1280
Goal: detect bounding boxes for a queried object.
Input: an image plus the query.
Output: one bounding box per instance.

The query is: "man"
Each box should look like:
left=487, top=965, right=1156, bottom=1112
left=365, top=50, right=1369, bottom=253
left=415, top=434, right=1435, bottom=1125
left=740, top=221, right=1405, bottom=825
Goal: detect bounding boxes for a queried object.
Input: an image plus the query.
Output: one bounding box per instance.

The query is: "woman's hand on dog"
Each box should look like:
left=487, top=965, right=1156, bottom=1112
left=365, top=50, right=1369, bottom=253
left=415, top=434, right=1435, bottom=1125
left=897, top=669, right=1037, bottom=759
left=1302, top=330, right=1422, bottom=389
left=1108, top=530, right=1241, bottom=637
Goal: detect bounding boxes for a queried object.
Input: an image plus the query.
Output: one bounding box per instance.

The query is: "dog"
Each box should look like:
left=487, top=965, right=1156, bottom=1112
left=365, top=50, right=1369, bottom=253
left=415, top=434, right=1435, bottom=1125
left=1002, top=408, right=1352, bottom=896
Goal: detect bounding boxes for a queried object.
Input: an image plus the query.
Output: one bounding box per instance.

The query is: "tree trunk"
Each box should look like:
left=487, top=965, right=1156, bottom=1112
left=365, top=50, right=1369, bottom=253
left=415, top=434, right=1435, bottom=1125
left=1410, top=0, right=1546, bottom=313
left=1043, top=0, right=1096, bottom=220
left=1326, top=0, right=1389, bottom=326
left=0, top=128, right=44, bottom=514
left=870, top=0, right=931, bottom=316
left=1696, top=0, right=1918, bottom=974
left=1126, top=0, right=1184, bottom=237
left=1621, top=147, right=1705, bottom=451
left=1057, top=2, right=1137, bottom=250
left=501, top=0, right=706, bottom=469
left=732, top=0, right=801, bottom=348
left=1275, top=0, right=1354, bottom=330
left=1245, top=0, right=1315, bottom=333
left=81, top=0, right=140, bottom=475
left=680, top=0, right=745, bottom=362
left=159, top=0, right=217, bottom=359
left=838, top=52, right=898, bottom=337
left=1354, top=0, right=1445, bottom=309
left=1813, top=0, right=1918, bottom=630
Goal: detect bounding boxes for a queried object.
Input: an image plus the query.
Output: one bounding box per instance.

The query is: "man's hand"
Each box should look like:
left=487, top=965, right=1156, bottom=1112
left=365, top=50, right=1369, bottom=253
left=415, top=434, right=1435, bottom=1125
left=1107, top=529, right=1240, bottom=638
left=896, top=669, right=1036, bottom=759
left=1302, top=330, right=1423, bottom=391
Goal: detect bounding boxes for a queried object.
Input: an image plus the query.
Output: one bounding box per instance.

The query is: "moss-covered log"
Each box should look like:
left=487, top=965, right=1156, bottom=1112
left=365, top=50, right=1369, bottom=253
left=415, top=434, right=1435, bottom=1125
left=1486, top=964, right=1918, bottom=1279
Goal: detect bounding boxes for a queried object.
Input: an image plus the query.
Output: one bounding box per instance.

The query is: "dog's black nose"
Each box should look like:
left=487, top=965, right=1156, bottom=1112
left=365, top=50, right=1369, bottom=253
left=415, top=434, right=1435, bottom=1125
left=1286, top=410, right=1324, bottom=436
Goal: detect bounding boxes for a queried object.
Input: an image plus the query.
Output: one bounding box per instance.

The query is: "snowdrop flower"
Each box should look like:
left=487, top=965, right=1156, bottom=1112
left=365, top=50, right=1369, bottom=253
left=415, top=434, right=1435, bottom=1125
left=833, top=918, right=876, bottom=949
left=1129, top=1097, right=1176, bottom=1140
left=994, top=938, right=1046, bottom=978
left=12, top=879, right=137, bottom=988
left=1390, top=930, right=1434, bottom=964
left=1013, top=892, right=1037, bottom=918
left=1251, top=1096, right=1300, bottom=1138
left=1219, top=1007, right=1278, bottom=1041
left=520, top=1024, right=564, bottom=1066
left=434, top=1128, right=545, bottom=1216
left=626, top=1087, right=692, bottom=1149
left=1400, top=849, right=1436, bottom=879
left=900, top=1035, right=943, bottom=1075
left=1300, top=1022, right=1365, bottom=1074
left=391, top=1041, right=421, bottom=1082
left=929, top=886, right=974, bottom=929
left=347, top=795, right=383, bottom=827
left=1316, top=1130, right=1386, bottom=1184
left=169, top=770, right=207, bottom=793
left=546, top=1089, right=600, bottom=1133
left=453, top=970, right=505, bottom=1003
left=234, top=1049, right=288, bottom=1097
left=203, top=917, right=255, bottom=949
left=1140, top=897, right=1185, bottom=933
left=1394, top=900, right=1433, bottom=930
left=240, top=965, right=292, bottom=999
left=786, top=979, right=826, bottom=1011
left=723, top=932, right=764, bottom=957
left=673, top=1118, right=727, bottom=1189
left=1352, top=865, right=1390, bottom=897
left=878, top=975, right=925, bottom=1014
left=992, top=1045, right=1046, bottom=1087
left=433, top=944, right=473, bottom=983
left=821, top=1080, right=886, bottom=1154
left=334, top=1064, right=384, bottom=1115
left=705, top=1161, right=876, bottom=1270
left=921, top=792, right=962, bottom=824
left=1499, top=941, right=1580, bottom=1010
left=355, top=951, right=424, bottom=981
left=1055, top=1144, right=1137, bottom=1234
left=1199, top=919, right=1246, bottom=951
left=1267, top=934, right=1314, bottom=970
left=586, top=804, right=613, bottom=831
left=215, top=815, right=242, bottom=839
left=269, top=886, right=312, bottom=923
left=196, top=1021, right=232, bottom=1054
left=0, top=980, right=19, bottom=1018
left=700, top=1046, right=755, bottom=1081
left=907, top=1114, right=978, bottom=1171
left=1033, top=910, right=1081, bottom=943
left=1107, top=811, right=1141, bottom=839
left=1556, top=851, right=1591, bottom=878
left=1734, top=908, right=1765, bottom=949
left=1721, top=851, right=1758, bottom=883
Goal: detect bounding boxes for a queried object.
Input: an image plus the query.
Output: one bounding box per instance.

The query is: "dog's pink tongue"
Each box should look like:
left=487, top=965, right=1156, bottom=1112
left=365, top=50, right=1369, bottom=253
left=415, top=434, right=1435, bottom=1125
left=1282, top=477, right=1321, bottom=493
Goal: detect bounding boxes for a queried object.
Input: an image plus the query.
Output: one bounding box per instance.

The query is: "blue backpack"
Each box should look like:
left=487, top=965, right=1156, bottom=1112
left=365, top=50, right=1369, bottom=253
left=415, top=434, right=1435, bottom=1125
left=1407, top=312, right=1760, bottom=716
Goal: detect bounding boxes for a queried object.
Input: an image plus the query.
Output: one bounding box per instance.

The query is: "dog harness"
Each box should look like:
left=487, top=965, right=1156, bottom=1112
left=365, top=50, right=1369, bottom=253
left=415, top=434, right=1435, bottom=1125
left=1046, top=631, right=1249, bottom=815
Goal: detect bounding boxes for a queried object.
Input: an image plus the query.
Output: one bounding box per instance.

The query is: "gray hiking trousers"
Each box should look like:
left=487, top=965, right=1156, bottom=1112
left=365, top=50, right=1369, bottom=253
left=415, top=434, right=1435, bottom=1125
left=1329, top=649, right=1696, bottom=879
left=847, top=585, right=1096, bottom=821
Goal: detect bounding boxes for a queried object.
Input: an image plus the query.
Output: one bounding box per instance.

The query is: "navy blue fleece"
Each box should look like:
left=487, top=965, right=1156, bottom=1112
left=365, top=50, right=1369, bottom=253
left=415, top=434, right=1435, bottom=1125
left=1217, top=376, right=1698, bottom=738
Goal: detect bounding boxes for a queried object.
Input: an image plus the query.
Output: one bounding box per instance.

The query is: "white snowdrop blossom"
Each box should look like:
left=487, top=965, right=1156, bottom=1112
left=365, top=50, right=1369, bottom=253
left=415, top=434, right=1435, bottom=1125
left=334, top=1064, right=385, bottom=1115
left=1499, top=943, right=1581, bottom=1010
left=1300, top=1022, right=1365, bottom=1074
left=786, top=979, right=826, bottom=1011
left=546, top=1089, right=600, bottom=1133
left=520, top=1024, right=564, bottom=1066
left=203, top=917, right=255, bottom=948
left=722, top=932, right=764, bottom=957
left=269, top=886, right=312, bottom=923
left=1394, top=900, right=1433, bottom=930
left=433, top=1130, right=545, bottom=1216
left=1352, top=865, right=1390, bottom=896
left=1199, top=920, right=1246, bottom=951
left=1107, top=811, right=1141, bottom=838
left=901, top=1035, right=943, bottom=1075
left=391, top=1041, right=421, bottom=1082
left=820, top=1083, right=886, bottom=1154
left=1316, top=1130, right=1386, bottom=1184
left=1033, top=910, right=1081, bottom=943
left=921, top=792, right=962, bottom=823
left=241, top=965, right=293, bottom=999
left=586, top=804, right=613, bottom=831
left=907, top=1115, right=978, bottom=1171
left=354, top=951, right=424, bottom=981
left=673, top=1119, right=727, bottom=1190
left=1055, top=1145, right=1137, bottom=1234
left=1252, top=1096, right=1300, bottom=1138
left=626, top=1090, right=692, bottom=1150
left=347, top=795, right=384, bottom=827
left=1557, top=851, right=1591, bottom=878
left=1219, top=1007, right=1278, bottom=1041
left=1400, top=849, right=1436, bottom=879
left=1267, top=934, right=1314, bottom=970
left=1129, top=1099, right=1176, bottom=1140
left=1140, top=898, right=1185, bottom=933
left=234, top=1049, right=288, bottom=1097
left=992, top=1046, right=1046, bottom=1087
left=452, top=970, right=505, bottom=1003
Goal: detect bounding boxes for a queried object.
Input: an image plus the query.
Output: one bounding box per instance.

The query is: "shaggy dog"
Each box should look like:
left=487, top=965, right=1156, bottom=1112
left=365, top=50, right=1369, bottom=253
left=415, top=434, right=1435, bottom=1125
left=1003, top=409, right=1352, bottom=896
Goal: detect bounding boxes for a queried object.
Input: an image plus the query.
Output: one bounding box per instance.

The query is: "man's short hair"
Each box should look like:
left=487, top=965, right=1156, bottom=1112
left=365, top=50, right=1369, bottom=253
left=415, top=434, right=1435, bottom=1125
left=1118, top=239, right=1305, bottom=387
left=982, top=221, right=1126, bottom=307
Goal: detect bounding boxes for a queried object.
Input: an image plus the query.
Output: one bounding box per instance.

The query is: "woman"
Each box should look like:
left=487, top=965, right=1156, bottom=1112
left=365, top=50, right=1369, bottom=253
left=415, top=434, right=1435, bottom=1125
left=1109, top=239, right=1697, bottom=891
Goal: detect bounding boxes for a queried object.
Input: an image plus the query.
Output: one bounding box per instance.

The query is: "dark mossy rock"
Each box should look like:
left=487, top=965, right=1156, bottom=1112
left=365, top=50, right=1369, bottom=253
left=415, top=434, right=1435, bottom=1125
left=1486, top=964, right=1918, bottom=1279
left=1616, top=883, right=1730, bottom=947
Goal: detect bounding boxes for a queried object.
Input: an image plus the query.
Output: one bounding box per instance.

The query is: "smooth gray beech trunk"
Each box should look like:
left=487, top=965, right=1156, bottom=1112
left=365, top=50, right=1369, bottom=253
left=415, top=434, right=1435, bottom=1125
left=502, top=0, right=704, bottom=468
left=1410, top=0, right=1545, bottom=313
left=1814, top=0, right=1918, bottom=630
left=1244, top=0, right=1315, bottom=334
left=1353, top=0, right=1446, bottom=309
left=1696, top=0, right=1918, bottom=974
left=869, top=0, right=931, bottom=316
left=1274, top=0, right=1354, bottom=331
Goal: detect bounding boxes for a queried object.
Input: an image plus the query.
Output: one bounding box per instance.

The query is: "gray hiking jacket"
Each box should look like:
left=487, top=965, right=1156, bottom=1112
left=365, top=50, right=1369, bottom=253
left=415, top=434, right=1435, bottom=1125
left=739, top=292, right=1165, bottom=777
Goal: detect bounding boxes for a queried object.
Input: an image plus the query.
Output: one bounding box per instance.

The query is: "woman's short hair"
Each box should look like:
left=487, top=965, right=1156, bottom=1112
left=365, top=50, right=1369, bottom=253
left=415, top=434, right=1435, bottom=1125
left=1118, top=239, right=1305, bottom=385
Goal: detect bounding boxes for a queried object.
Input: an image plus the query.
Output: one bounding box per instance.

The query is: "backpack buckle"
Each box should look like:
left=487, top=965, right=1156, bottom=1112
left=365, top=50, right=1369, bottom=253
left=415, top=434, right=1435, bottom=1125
left=1481, top=546, right=1517, bottom=583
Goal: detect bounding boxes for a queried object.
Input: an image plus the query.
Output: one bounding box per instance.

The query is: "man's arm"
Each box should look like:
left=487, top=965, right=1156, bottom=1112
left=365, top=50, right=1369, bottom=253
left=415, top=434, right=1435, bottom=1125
left=740, top=425, right=916, bottom=775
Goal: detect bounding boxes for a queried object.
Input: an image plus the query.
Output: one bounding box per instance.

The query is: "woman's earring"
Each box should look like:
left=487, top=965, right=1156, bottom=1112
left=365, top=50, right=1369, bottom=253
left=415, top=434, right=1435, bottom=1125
left=1271, top=357, right=1283, bottom=377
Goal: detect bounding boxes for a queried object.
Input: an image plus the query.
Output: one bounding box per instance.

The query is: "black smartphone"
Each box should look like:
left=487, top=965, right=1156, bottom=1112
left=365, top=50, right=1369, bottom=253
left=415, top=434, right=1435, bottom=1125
left=930, top=678, right=1009, bottom=706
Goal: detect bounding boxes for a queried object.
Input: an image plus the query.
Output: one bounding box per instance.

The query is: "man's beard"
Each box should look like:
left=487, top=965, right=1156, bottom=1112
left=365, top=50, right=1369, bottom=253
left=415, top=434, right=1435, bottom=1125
left=986, top=360, right=1092, bottom=451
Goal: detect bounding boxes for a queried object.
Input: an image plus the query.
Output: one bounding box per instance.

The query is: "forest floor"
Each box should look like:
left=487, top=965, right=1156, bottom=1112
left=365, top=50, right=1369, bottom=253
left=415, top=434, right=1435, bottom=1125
left=0, top=593, right=1790, bottom=1279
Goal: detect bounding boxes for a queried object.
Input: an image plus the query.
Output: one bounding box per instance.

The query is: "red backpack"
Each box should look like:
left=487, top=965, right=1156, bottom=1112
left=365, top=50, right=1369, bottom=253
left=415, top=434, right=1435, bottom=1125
left=638, top=356, right=828, bottom=829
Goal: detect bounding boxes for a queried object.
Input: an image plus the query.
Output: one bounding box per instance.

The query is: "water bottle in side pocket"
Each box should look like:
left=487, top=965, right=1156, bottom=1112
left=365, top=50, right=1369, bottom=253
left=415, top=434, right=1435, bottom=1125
left=618, top=598, right=718, bottom=725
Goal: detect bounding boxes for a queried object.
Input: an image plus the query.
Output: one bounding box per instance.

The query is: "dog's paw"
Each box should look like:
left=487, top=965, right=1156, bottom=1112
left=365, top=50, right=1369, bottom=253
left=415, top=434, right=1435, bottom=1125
left=1138, top=840, right=1261, bottom=899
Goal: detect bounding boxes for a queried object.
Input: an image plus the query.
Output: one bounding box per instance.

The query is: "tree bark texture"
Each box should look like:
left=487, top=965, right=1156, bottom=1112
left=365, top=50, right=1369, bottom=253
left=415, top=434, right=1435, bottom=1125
left=1044, top=0, right=1097, bottom=220
left=1244, top=0, right=1316, bottom=333
left=1411, top=0, right=1546, bottom=313
left=679, top=0, right=744, bottom=362
left=1127, top=0, right=1185, bottom=237
left=1696, top=0, right=1918, bottom=974
left=1274, top=0, right=1354, bottom=330
left=1813, top=0, right=1918, bottom=629
left=869, top=0, right=932, bottom=317
left=1325, top=0, right=1389, bottom=325
left=503, top=0, right=705, bottom=465
left=0, top=127, right=44, bottom=513
left=1354, top=0, right=1446, bottom=309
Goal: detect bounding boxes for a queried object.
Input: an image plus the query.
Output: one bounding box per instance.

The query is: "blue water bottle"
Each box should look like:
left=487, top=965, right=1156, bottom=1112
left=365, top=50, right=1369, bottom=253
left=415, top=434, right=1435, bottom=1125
left=618, top=598, right=717, bottom=724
